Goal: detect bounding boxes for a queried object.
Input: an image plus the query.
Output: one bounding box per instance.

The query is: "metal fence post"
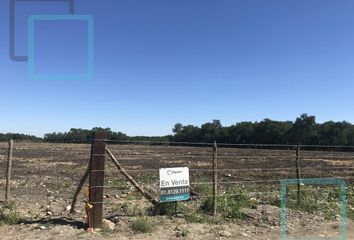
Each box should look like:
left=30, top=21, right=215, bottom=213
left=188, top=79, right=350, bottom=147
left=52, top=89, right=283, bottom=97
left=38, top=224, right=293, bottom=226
left=296, top=146, right=301, bottom=204
left=89, top=131, right=106, bottom=228
left=5, top=139, right=14, bottom=202
left=212, top=141, right=218, bottom=215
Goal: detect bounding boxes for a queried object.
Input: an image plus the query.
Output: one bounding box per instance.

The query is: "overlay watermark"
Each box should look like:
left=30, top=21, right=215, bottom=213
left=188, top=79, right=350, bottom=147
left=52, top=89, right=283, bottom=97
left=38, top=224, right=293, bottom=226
left=28, top=14, right=94, bottom=80
left=8, top=0, right=94, bottom=80
left=280, top=178, right=347, bottom=240
left=9, top=0, right=75, bottom=62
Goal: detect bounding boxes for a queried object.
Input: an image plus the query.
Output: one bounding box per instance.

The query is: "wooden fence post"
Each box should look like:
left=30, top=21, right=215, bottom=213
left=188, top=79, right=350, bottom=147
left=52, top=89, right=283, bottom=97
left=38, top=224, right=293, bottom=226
left=212, top=141, right=218, bottom=216
left=5, top=139, right=14, bottom=202
left=296, top=146, right=301, bottom=204
left=89, top=131, right=106, bottom=229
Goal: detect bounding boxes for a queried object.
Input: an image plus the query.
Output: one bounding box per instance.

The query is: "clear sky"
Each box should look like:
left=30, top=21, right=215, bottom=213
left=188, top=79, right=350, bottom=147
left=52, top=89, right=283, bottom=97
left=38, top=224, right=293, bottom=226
left=1, top=0, right=354, bottom=137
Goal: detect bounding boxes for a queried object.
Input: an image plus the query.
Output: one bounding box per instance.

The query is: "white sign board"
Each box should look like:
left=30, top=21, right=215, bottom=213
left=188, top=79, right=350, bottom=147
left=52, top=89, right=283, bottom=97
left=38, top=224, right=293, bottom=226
left=159, top=167, right=190, bottom=202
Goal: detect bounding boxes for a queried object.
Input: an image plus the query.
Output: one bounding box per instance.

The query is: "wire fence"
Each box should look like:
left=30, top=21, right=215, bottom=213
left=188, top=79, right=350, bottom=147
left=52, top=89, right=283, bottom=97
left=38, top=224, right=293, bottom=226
left=0, top=140, right=354, bottom=220
left=101, top=140, right=354, bottom=210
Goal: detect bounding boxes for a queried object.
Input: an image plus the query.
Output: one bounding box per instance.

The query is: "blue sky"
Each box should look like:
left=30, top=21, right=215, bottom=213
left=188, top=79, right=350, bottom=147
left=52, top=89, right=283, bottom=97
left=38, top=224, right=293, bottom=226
left=1, top=0, right=354, bottom=137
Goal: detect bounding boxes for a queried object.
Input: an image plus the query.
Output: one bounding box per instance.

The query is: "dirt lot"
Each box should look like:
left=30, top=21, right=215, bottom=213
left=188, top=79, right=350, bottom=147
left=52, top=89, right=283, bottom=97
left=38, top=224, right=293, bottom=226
left=0, top=142, right=354, bottom=239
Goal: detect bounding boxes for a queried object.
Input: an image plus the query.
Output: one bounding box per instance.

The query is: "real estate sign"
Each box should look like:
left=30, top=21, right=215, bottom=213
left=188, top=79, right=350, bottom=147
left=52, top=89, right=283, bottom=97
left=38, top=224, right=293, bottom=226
left=159, top=167, right=190, bottom=202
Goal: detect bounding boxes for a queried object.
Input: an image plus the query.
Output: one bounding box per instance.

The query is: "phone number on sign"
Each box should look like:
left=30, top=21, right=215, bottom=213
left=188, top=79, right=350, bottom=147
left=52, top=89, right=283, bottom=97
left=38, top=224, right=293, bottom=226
left=161, top=187, right=189, bottom=195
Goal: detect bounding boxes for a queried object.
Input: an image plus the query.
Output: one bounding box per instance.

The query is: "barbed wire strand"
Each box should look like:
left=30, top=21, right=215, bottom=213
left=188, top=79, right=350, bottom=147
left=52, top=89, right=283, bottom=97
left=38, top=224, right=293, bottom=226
left=105, top=139, right=354, bottom=149
left=89, top=187, right=351, bottom=205
left=95, top=166, right=354, bottom=174
left=90, top=178, right=354, bottom=190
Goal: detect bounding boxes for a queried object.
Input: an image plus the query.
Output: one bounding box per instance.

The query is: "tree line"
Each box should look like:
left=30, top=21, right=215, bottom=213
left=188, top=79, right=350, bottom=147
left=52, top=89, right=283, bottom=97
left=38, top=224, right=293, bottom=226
left=2, top=114, right=354, bottom=146
left=43, top=114, right=354, bottom=146
left=172, top=114, right=354, bottom=145
left=0, top=133, right=41, bottom=142
left=43, top=127, right=170, bottom=143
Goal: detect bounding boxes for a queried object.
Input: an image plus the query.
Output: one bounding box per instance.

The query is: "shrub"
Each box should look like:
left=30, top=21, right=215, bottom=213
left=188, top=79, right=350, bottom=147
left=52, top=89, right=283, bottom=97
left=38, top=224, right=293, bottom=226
left=194, top=183, right=212, bottom=196
left=286, top=185, right=341, bottom=220
left=201, top=188, right=254, bottom=219
left=184, top=212, right=222, bottom=224
left=175, top=226, right=189, bottom=237
left=0, top=201, right=20, bottom=225
left=131, top=217, right=154, bottom=233
left=347, top=209, right=354, bottom=220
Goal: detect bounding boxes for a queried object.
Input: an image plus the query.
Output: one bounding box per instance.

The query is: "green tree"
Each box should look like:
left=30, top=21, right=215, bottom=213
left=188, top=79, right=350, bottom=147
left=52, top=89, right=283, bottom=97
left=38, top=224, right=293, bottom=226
left=201, top=120, right=222, bottom=142
left=172, top=123, right=183, bottom=134
left=226, top=122, right=255, bottom=144
left=287, top=114, right=318, bottom=145
left=254, top=119, right=292, bottom=144
left=173, top=125, right=202, bottom=142
left=318, top=121, right=352, bottom=145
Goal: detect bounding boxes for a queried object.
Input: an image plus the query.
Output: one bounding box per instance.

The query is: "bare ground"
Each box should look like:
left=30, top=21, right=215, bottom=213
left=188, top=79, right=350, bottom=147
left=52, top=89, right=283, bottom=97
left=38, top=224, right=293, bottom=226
left=0, top=142, right=353, bottom=239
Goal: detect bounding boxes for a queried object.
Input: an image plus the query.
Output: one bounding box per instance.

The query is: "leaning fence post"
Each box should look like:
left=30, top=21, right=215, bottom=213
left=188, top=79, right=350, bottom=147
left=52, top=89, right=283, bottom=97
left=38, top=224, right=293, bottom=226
left=296, top=146, right=301, bottom=204
left=89, top=131, right=106, bottom=229
left=5, top=139, right=14, bottom=202
left=212, top=141, right=218, bottom=216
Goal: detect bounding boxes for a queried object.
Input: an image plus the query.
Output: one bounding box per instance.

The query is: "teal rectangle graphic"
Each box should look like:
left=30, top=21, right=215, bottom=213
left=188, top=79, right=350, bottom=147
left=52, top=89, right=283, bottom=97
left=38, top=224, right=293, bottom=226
left=160, top=193, right=189, bottom=202
left=28, top=14, right=94, bottom=80
left=280, top=178, right=346, bottom=240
